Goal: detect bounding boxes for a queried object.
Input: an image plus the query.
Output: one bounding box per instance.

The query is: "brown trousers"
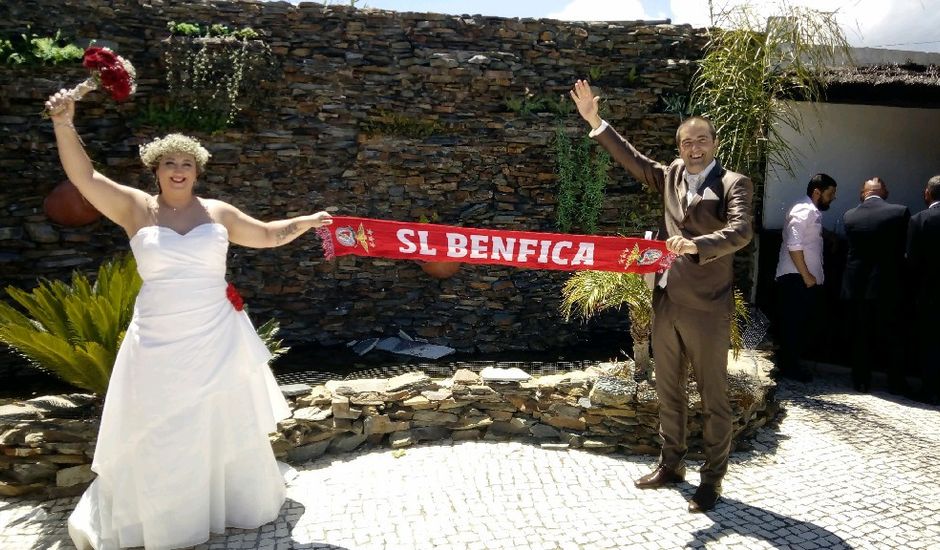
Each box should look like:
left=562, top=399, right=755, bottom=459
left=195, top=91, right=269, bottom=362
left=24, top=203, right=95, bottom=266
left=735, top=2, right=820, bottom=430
left=651, top=288, right=732, bottom=485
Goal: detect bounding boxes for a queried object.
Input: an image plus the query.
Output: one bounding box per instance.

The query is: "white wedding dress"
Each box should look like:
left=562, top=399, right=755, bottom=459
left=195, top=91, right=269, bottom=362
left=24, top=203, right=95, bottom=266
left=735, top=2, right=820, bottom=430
left=68, top=223, right=291, bottom=550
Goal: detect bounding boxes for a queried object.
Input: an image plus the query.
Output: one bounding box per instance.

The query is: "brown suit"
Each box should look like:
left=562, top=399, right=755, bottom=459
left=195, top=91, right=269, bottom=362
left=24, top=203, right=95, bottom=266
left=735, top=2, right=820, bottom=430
left=594, top=126, right=753, bottom=484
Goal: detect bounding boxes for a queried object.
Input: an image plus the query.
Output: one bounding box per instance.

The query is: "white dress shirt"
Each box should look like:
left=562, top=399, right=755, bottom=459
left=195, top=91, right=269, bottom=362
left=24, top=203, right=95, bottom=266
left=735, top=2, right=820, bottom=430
left=775, top=196, right=824, bottom=283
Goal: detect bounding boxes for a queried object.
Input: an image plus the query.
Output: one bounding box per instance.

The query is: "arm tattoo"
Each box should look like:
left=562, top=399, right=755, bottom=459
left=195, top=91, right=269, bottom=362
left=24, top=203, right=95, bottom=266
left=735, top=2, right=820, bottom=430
left=275, top=222, right=299, bottom=243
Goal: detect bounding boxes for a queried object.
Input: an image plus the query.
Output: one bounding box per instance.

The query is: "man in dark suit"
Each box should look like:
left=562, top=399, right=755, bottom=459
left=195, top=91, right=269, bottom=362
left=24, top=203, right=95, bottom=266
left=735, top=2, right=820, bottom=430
left=571, top=80, right=753, bottom=513
left=841, top=177, right=910, bottom=393
left=906, top=175, right=940, bottom=404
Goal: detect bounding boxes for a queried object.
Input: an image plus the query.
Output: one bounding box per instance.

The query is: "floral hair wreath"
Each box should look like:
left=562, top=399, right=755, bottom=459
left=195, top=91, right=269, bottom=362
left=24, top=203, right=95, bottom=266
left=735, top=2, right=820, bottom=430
left=139, top=133, right=211, bottom=171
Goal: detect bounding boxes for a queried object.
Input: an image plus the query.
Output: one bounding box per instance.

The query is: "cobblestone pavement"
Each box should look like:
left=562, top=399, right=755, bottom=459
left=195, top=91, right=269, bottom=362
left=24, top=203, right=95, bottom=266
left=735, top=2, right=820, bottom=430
left=2, top=373, right=939, bottom=550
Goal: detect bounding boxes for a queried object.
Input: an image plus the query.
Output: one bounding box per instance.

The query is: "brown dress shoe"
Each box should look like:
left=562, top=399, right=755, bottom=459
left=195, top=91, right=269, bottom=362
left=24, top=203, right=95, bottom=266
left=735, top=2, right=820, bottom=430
left=688, top=483, right=721, bottom=513
left=634, top=463, right=686, bottom=489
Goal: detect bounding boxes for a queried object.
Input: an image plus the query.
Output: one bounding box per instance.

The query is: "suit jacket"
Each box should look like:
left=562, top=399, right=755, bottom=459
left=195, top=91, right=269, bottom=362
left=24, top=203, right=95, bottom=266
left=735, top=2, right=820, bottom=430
left=906, top=204, right=940, bottom=308
left=841, top=197, right=910, bottom=302
left=594, top=126, right=754, bottom=313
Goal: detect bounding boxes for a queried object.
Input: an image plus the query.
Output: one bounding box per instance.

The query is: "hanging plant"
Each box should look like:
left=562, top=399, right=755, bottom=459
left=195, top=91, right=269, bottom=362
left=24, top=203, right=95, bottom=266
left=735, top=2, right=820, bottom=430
left=149, top=22, right=276, bottom=132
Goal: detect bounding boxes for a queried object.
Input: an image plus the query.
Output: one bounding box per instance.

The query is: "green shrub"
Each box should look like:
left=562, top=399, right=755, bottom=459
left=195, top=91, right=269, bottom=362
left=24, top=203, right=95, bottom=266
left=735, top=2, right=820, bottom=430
left=0, top=29, right=83, bottom=66
left=553, top=126, right=610, bottom=234
left=0, top=254, right=290, bottom=395
left=0, top=255, right=141, bottom=395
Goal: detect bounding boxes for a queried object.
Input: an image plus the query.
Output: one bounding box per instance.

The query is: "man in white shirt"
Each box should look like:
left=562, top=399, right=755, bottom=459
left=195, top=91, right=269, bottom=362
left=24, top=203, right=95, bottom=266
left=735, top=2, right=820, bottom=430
left=774, top=174, right=838, bottom=382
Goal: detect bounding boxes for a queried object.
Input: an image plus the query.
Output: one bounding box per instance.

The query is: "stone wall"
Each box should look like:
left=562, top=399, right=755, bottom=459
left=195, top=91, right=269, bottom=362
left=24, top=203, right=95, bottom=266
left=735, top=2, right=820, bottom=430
left=0, top=352, right=778, bottom=499
left=0, top=0, right=711, bottom=353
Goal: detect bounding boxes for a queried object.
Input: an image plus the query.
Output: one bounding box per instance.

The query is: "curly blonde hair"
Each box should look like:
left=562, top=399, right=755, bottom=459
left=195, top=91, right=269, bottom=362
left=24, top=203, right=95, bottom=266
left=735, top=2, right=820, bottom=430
left=139, top=134, right=211, bottom=171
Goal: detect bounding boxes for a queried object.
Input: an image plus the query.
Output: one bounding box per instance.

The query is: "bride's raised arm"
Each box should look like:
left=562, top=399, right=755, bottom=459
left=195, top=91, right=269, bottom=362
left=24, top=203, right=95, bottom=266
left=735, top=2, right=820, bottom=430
left=46, top=90, right=150, bottom=234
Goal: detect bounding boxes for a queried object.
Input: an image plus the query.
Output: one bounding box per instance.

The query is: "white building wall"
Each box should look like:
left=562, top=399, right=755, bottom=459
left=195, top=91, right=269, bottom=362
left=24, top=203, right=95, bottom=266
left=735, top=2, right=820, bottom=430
left=763, top=101, right=940, bottom=231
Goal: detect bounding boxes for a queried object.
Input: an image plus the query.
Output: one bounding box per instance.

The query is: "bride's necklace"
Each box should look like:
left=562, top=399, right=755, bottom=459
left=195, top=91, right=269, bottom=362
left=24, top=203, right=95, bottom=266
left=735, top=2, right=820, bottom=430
left=159, top=195, right=197, bottom=213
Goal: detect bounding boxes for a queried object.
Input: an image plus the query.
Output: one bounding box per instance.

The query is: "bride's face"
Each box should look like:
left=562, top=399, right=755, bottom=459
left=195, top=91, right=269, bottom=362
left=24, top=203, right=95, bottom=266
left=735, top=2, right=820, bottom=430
left=156, top=153, right=199, bottom=194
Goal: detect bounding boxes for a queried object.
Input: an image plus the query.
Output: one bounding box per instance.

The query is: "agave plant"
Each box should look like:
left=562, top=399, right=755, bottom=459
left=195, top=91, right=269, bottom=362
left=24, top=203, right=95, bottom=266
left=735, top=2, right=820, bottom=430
left=0, top=254, right=141, bottom=395
left=561, top=271, right=749, bottom=378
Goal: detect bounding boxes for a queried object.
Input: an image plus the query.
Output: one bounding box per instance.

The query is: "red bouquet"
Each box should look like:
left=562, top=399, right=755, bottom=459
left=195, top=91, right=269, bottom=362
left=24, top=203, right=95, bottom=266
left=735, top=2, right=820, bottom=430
left=46, top=46, right=136, bottom=115
left=81, top=46, right=136, bottom=101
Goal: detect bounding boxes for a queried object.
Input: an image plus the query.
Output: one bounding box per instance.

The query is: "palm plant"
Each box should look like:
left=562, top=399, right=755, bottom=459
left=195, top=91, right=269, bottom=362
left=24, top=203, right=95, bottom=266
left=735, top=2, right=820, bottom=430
left=0, top=254, right=291, bottom=396
left=561, top=271, right=749, bottom=378
left=561, top=271, right=653, bottom=377
left=0, top=254, right=141, bottom=395
left=691, top=2, right=852, bottom=179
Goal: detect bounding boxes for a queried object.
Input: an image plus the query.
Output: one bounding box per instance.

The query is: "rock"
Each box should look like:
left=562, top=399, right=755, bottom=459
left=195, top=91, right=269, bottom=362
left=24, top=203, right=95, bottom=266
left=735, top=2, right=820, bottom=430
left=55, top=464, right=94, bottom=487
left=489, top=417, right=532, bottom=436
left=529, top=423, right=561, bottom=439
left=10, top=461, right=58, bottom=484
left=0, top=480, right=44, bottom=497
left=293, top=407, right=332, bottom=422
left=363, top=415, right=410, bottom=435
left=280, top=384, right=313, bottom=398
left=287, top=439, right=332, bottom=463
left=411, top=410, right=459, bottom=425
left=328, top=433, right=367, bottom=453
left=386, top=372, right=433, bottom=394
left=451, top=369, right=482, bottom=385
left=588, top=376, right=636, bottom=407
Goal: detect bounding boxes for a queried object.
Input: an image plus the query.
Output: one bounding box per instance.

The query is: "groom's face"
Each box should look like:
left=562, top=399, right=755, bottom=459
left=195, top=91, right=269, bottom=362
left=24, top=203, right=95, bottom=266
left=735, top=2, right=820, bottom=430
left=678, top=120, right=717, bottom=175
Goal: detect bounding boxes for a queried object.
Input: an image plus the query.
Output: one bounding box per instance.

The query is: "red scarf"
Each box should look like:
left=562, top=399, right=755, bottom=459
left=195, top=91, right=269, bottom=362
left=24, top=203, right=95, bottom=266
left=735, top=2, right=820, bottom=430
left=316, top=217, right=673, bottom=274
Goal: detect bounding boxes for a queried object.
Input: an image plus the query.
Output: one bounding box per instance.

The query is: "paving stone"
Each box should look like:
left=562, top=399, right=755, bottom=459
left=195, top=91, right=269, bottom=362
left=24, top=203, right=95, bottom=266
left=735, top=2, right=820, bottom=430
left=2, top=375, right=938, bottom=549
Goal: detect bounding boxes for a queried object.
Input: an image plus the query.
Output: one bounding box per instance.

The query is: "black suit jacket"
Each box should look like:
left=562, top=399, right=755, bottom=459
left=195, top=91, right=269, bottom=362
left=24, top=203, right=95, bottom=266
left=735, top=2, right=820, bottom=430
left=906, top=204, right=940, bottom=308
left=841, top=197, right=910, bottom=302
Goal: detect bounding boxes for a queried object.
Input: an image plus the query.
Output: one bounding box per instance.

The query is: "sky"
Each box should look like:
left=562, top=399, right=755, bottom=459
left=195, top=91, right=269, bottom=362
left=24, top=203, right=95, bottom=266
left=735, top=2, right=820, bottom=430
left=312, top=0, right=940, bottom=54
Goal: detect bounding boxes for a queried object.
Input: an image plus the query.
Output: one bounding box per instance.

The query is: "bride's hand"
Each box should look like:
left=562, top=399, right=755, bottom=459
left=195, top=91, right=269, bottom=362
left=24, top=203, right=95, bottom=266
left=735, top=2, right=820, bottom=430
left=45, top=89, right=76, bottom=121
left=309, top=211, right=333, bottom=228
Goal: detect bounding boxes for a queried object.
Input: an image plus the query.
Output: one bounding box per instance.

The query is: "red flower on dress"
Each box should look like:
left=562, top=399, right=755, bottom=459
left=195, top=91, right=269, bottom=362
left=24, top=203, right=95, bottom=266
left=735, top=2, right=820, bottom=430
left=226, top=283, right=245, bottom=311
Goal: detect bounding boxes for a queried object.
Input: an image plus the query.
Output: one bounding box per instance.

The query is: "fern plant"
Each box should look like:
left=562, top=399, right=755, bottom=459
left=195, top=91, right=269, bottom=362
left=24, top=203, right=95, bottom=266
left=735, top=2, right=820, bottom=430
left=0, top=254, right=141, bottom=395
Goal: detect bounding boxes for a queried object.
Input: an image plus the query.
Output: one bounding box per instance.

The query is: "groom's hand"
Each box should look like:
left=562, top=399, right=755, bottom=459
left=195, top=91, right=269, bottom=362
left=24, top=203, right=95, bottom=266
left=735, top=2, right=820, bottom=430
left=569, top=79, right=602, bottom=130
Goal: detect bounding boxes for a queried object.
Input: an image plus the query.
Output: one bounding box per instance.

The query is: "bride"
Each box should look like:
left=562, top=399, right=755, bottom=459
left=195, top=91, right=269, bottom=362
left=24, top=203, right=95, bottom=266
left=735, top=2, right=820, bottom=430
left=45, top=89, right=332, bottom=550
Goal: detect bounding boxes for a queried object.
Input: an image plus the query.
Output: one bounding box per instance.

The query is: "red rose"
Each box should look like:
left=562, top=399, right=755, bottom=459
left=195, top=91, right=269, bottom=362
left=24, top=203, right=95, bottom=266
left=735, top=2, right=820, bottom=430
left=99, top=67, right=132, bottom=101
left=82, top=47, right=119, bottom=70
left=226, top=283, right=245, bottom=311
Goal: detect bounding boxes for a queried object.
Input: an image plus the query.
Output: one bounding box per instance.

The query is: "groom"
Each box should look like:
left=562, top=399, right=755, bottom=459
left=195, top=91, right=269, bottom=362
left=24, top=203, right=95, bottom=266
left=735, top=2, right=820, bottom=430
left=570, top=80, right=754, bottom=512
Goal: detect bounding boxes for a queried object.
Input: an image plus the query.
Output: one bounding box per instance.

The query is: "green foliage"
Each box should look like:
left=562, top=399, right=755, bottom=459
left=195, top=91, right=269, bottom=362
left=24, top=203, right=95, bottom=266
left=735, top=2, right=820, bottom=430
left=689, top=2, right=851, bottom=177
left=562, top=270, right=750, bottom=374
left=623, top=66, right=640, bottom=87
left=135, top=100, right=232, bottom=134
left=561, top=270, right=653, bottom=351
left=161, top=22, right=275, bottom=130
left=364, top=110, right=446, bottom=140
left=730, top=288, right=749, bottom=360
left=256, top=317, right=291, bottom=361
left=616, top=191, right=661, bottom=236
left=542, top=94, right=574, bottom=117
left=553, top=126, right=610, bottom=234
left=587, top=66, right=606, bottom=82
left=167, top=21, right=202, bottom=36
left=0, top=29, right=83, bottom=66
left=167, top=21, right=259, bottom=39
left=0, top=253, right=292, bottom=395
left=504, top=90, right=546, bottom=117
left=661, top=94, right=691, bottom=120
left=0, top=255, right=141, bottom=395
